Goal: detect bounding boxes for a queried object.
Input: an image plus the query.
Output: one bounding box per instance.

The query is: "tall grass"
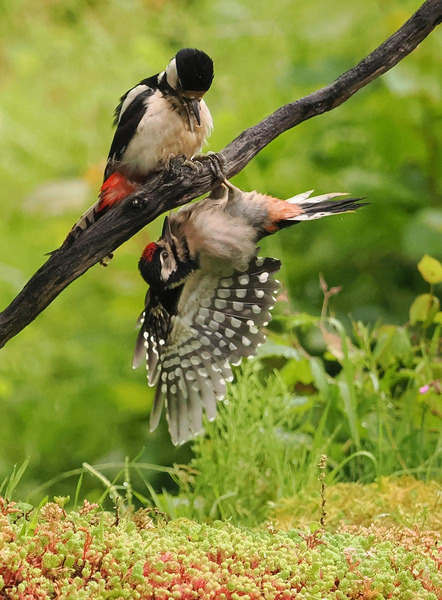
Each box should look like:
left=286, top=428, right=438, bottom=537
left=4, top=264, right=435, bottom=529
left=4, top=262, right=436, bottom=528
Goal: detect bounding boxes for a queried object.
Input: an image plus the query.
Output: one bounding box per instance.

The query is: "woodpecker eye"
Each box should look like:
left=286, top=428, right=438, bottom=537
left=161, top=250, right=169, bottom=260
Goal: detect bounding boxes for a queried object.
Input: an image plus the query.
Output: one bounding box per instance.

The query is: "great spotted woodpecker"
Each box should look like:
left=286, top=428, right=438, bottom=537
left=133, top=183, right=366, bottom=445
left=63, top=47, right=214, bottom=246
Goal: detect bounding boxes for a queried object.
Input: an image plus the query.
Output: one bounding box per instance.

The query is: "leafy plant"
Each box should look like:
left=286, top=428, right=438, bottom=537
left=0, top=496, right=440, bottom=599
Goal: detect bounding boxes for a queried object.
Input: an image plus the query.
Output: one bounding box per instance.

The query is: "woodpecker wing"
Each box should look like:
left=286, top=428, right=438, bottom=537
left=146, top=255, right=281, bottom=446
left=105, top=76, right=157, bottom=180
left=133, top=289, right=172, bottom=386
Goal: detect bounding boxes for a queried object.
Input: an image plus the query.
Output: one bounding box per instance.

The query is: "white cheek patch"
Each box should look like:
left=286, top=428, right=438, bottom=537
left=165, top=59, right=178, bottom=90
left=161, top=264, right=169, bottom=281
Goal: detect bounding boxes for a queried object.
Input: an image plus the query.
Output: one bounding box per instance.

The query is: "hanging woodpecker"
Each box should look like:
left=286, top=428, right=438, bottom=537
left=133, top=183, right=367, bottom=445
left=62, top=47, right=214, bottom=247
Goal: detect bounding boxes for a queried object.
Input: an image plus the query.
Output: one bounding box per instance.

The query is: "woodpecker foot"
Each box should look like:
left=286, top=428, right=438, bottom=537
left=182, top=157, right=204, bottom=174
left=191, top=152, right=227, bottom=185
left=206, top=151, right=227, bottom=181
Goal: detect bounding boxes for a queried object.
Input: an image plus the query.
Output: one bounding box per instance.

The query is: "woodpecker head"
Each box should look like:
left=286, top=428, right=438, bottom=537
left=138, top=217, right=199, bottom=290
left=164, top=48, right=214, bottom=126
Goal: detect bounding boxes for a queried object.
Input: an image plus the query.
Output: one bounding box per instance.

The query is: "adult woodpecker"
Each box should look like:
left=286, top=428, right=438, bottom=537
left=133, top=183, right=367, bottom=445
left=63, top=47, right=214, bottom=246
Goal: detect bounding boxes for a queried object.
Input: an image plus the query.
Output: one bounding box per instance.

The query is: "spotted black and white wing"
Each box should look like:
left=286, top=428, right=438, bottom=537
left=105, top=76, right=157, bottom=180
left=149, top=255, right=281, bottom=446
left=133, top=290, right=171, bottom=387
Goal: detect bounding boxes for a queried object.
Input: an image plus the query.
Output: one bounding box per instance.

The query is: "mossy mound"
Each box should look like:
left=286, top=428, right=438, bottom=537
left=273, top=476, right=442, bottom=533
left=0, top=497, right=440, bottom=599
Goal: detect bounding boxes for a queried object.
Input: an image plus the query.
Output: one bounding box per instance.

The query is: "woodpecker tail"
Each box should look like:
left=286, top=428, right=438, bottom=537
left=59, top=172, right=138, bottom=265
left=60, top=202, right=101, bottom=249
left=285, top=191, right=367, bottom=222
left=259, top=190, right=366, bottom=234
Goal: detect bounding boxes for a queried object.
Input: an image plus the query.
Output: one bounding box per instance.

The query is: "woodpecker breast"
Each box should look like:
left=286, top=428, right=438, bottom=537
left=120, top=92, right=212, bottom=178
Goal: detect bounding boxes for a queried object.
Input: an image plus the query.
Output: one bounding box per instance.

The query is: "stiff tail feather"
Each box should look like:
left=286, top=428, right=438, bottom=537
left=60, top=202, right=101, bottom=249
left=58, top=172, right=138, bottom=265
left=286, top=191, right=368, bottom=221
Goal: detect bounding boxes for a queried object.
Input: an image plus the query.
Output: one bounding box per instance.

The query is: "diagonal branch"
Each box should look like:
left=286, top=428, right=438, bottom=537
left=0, top=0, right=440, bottom=348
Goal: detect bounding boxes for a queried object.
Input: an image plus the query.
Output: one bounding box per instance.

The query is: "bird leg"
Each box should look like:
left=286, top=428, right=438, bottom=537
left=166, top=152, right=228, bottom=189
left=190, top=151, right=228, bottom=187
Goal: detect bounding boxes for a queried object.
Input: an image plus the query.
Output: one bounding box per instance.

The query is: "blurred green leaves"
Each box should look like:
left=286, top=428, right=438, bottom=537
left=410, top=293, right=440, bottom=325
left=410, top=255, right=442, bottom=325
left=418, top=254, right=442, bottom=285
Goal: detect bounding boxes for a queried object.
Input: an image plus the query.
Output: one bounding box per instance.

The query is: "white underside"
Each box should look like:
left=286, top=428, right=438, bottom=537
left=121, top=91, right=212, bottom=176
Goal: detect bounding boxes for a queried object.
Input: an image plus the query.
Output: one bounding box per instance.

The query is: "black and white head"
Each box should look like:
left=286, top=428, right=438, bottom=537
left=164, top=48, right=214, bottom=125
left=138, top=217, right=199, bottom=290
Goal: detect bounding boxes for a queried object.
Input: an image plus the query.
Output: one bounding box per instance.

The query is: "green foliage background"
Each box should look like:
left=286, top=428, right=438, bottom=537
left=0, top=0, right=440, bottom=503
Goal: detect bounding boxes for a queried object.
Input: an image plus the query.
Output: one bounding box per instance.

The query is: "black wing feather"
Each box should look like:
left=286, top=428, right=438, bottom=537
left=105, top=75, right=158, bottom=180
left=133, top=290, right=171, bottom=386
left=112, top=74, right=158, bottom=127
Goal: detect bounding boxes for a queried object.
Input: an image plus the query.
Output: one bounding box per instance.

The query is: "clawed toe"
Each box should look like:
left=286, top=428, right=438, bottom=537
left=191, top=152, right=227, bottom=183
left=184, top=158, right=203, bottom=173
left=166, top=152, right=228, bottom=187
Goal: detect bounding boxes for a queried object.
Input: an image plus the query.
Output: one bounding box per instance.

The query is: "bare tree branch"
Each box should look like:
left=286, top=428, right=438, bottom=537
left=0, top=0, right=440, bottom=349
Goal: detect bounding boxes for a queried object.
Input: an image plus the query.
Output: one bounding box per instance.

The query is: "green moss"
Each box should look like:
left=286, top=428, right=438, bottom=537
left=0, top=497, right=440, bottom=599
left=273, top=476, right=442, bottom=533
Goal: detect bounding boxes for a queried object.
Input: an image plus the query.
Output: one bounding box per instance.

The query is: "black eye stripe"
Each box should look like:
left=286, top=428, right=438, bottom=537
left=170, top=243, right=180, bottom=263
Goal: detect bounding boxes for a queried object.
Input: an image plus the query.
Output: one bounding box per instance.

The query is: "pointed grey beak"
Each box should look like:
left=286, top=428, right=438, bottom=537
left=190, top=99, right=201, bottom=126
left=161, top=216, right=173, bottom=243
left=161, top=217, right=174, bottom=245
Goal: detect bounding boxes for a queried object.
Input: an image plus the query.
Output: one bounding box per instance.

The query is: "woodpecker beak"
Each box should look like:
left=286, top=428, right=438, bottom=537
left=181, top=91, right=204, bottom=130
left=162, top=216, right=173, bottom=243
left=190, top=99, right=201, bottom=126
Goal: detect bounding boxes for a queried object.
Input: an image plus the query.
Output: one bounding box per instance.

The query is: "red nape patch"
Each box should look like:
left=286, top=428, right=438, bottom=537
left=141, top=242, right=157, bottom=263
left=98, top=172, right=137, bottom=212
